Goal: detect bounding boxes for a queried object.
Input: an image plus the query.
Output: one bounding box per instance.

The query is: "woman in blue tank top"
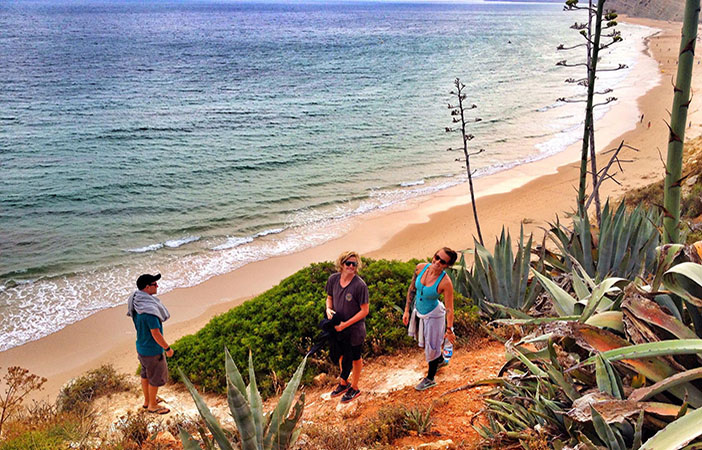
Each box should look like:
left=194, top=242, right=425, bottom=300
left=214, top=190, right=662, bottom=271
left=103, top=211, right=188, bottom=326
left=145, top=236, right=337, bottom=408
left=402, top=247, right=457, bottom=391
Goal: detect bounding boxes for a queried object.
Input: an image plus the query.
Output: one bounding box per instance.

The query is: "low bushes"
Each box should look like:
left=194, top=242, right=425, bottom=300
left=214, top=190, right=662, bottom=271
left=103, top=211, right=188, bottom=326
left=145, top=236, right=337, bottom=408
left=169, top=258, right=482, bottom=397
left=169, top=258, right=421, bottom=396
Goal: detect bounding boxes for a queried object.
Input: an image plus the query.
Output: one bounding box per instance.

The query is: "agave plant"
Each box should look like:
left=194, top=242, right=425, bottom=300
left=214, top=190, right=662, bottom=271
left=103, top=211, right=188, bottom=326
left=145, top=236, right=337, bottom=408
left=179, top=348, right=306, bottom=450
left=472, top=259, right=702, bottom=449
left=448, top=227, right=541, bottom=319
left=546, top=201, right=660, bottom=281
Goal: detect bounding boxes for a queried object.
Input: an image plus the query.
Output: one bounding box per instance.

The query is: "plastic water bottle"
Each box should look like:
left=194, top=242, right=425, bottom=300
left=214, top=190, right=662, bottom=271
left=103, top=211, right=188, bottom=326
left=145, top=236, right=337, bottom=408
left=442, top=338, right=453, bottom=365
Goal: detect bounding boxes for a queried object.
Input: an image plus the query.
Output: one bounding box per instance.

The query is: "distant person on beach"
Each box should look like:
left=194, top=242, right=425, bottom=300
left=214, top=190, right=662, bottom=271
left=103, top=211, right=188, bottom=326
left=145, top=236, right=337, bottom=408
left=325, top=251, right=369, bottom=403
left=403, top=247, right=457, bottom=391
left=127, top=273, right=173, bottom=414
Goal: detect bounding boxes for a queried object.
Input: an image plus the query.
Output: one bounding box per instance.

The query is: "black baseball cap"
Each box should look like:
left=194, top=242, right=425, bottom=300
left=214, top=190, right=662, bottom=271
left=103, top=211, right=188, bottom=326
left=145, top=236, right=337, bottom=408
left=136, top=273, right=161, bottom=290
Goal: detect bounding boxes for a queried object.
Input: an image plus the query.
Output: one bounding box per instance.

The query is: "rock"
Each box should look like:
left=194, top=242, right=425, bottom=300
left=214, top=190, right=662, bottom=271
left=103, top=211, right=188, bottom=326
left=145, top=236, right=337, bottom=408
left=686, top=175, right=698, bottom=187
left=416, top=439, right=456, bottom=449
left=313, top=372, right=334, bottom=386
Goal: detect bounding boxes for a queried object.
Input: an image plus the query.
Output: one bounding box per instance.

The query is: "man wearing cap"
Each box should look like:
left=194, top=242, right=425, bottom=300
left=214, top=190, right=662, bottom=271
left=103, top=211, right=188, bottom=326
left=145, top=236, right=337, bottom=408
left=127, top=273, right=173, bottom=414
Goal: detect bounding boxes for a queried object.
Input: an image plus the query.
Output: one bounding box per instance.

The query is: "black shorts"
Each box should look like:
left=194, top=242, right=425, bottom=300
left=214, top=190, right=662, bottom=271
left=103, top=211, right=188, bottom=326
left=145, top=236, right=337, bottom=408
left=338, top=342, right=363, bottom=361
left=348, top=344, right=363, bottom=361
left=138, top=353, right=169, bottom=387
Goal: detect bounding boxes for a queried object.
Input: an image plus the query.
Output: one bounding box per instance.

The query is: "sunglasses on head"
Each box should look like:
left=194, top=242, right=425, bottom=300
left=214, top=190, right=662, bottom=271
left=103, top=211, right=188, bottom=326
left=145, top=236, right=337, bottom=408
left=343, top=260, right=358, bottom=267
left=433, top=254, right=448, bottom=265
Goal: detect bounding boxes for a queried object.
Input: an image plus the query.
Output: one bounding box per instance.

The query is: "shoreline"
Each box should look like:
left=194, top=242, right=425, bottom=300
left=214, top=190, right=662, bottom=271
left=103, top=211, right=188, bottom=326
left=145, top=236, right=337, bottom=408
left=1, top=17, right=696, bottom=400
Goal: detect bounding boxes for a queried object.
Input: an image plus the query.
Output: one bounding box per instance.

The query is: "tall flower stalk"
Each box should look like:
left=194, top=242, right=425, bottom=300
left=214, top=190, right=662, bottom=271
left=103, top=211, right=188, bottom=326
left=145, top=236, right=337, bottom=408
left=447, top=78, right=484, bottom=245
left=558, top=0, right=623, bottom=221
left=663, top=0, right=701, bottom=244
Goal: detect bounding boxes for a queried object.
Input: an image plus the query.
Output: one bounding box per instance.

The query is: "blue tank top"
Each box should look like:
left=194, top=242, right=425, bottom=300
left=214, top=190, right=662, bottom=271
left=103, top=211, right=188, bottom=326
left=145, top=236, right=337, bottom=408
left=414, top=264, right=446, bottom=315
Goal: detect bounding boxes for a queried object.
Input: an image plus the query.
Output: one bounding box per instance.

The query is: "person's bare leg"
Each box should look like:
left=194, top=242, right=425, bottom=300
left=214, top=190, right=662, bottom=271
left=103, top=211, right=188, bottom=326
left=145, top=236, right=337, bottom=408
left=141, top=377, right=149, bottom=407
left=147, top=384, right=160, bottom=410
left=350, top=359, right=363, bottom=390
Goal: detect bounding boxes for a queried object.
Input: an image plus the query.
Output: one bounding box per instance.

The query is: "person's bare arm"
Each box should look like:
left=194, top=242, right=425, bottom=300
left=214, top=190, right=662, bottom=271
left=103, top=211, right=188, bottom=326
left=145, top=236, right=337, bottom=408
left=150, top=328, right=174, bottom=357
left=325, top=295, right=335, bottom=319
left=403, top=264, right=423, bottom=326
left=439, top=277, right=455, bottom=344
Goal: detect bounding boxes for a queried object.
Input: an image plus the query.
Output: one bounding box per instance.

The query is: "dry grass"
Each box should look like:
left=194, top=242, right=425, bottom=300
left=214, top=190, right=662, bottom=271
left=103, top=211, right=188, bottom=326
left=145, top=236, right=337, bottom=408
left=302, top=404, right=415, bottom=449
left=58, top=364, right=133, bottom=413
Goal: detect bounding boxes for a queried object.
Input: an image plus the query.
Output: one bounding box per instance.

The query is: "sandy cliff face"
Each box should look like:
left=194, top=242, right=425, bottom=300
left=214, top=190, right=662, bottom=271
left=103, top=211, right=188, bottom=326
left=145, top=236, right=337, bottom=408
left=607, top=0, right=684, bottom=22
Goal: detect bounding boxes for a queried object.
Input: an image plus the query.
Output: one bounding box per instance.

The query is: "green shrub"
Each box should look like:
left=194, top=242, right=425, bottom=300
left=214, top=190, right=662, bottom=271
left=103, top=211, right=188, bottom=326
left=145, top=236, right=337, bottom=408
left=0, top=429, right=67, bottom=450
left=170, top=258, right=418, bottom=397
left=404, top=404, right=434, bottom=435
left=0, top=414, right=84, bottom=450
left=453, top=293, right=482, bottom=343
left=682, top=182, right=702, bottom=219
left=57, top=364, right=131, bottom=412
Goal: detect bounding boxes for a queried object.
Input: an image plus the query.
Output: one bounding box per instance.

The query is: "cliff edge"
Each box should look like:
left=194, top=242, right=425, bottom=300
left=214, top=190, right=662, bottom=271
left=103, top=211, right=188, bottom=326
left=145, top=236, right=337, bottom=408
left=608, top=0, right=684, bottom=22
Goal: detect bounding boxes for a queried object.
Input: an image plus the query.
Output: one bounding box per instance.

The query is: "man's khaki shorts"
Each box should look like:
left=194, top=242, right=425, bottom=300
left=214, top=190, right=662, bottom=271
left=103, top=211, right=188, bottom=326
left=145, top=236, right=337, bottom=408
left=138, top=353, right=168, bottom=387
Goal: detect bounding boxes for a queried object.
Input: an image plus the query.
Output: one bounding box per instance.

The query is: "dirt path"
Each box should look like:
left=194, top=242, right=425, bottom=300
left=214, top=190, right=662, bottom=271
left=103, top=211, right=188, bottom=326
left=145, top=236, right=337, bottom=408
left=301, top=338, right=505, bottom=449
left=92, top=338, right=505, bottom=449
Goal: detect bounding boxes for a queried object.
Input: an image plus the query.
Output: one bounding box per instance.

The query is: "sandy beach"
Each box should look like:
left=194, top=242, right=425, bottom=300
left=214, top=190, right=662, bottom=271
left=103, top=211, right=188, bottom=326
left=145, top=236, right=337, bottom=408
left=1, top=17, right=698, bottom=400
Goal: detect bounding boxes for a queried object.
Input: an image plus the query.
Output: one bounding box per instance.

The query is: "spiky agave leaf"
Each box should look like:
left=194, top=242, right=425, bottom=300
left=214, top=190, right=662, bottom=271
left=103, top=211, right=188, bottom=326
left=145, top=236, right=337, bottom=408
left=531, top=269, right=577, bottom=316
left=652, top=244, right=685, bottom=291
left=584, top=311, right=624, bottom=332
left=225, top=346, right=248, bottom=400
left=590, top=405, right=626, bottom=450
left=621, top=294, right=697, bottom=339
left=247, top=352, right=264, bottom=446
left=223, top=347, right=259, bottom=450
left=179, top=428, right=202, bottom=450
left=632, top=410, right=644, bottom=450
left=663, top=262, right=702, bottom=307
left=554, top=324, right=702, bottom=405
left=493, top=316, right=580, bottom=326
left=263, top=357, right=307, bottom=450
left=595, top=354, right=623, bottom=400
left=579, top=277, right=628, bottom=323
left=460, top=228, right=538, bottom=318
left=270, top=393, right=305, bottom=450
left=629, top=367, right=702, bottom=402
left=179, top=368, right=236, bottom=450
left=640, top=405, right=702, bottom=449
left=227, top=375, right=258, bottom=450
left=581, top=339, right=702, bottom=366
left=549, top=201, right=660, bottom=281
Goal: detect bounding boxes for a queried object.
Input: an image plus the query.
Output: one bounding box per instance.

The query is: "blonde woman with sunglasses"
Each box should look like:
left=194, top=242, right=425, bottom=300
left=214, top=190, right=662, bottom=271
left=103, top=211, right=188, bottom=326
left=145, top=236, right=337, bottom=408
left=324, top=251, right=369, bottom=403
left=402, top=247, right=457, bottom=391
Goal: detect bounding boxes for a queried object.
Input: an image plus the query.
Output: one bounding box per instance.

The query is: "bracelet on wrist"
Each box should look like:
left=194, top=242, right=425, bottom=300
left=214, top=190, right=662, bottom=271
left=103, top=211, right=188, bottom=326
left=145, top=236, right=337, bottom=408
left=165, top=347, right=171, bottom=352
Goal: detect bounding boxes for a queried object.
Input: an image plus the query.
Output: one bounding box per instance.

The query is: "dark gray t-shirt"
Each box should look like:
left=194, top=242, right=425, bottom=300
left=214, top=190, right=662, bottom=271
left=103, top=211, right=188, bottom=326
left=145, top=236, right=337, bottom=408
left=325, top=273, right=369, bottom=346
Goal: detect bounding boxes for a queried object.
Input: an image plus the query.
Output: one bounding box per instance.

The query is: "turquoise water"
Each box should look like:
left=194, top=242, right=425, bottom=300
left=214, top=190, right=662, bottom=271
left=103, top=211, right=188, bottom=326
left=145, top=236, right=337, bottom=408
left=0, top=1, right=650, bottom=350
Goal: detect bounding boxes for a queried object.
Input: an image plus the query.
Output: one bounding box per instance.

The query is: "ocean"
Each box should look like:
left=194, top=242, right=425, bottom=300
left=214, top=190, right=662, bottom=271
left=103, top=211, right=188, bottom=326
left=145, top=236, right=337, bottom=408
left=0, top=0, right=657, bottom=351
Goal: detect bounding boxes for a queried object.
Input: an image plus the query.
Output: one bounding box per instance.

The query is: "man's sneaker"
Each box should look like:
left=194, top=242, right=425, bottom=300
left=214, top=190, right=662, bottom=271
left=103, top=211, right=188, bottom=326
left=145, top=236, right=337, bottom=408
left=340, top=387, right=361, bottom=403
left=415, top=377, right=437, bottom=391
left=330, top=383, right=349, bottom=397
